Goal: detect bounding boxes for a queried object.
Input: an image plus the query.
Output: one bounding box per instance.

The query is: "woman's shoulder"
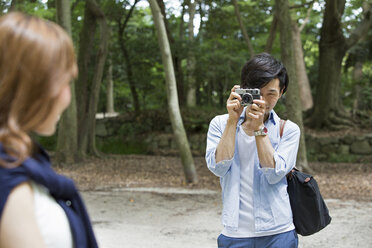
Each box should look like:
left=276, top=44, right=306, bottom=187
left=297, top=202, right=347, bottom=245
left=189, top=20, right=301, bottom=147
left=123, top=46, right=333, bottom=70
left=0, top=181, right=46, bottom=248
left=0, top=164, right=29, bottom=218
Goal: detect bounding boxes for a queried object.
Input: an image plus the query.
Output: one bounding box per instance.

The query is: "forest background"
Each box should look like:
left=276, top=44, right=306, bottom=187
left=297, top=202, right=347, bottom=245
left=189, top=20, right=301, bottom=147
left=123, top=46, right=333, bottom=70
left=1, top=0, right=372, bottom=185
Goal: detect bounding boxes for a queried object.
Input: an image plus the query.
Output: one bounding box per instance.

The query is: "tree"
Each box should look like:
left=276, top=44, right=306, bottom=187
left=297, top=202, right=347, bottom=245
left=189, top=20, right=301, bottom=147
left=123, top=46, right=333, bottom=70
left=232, top=0, right=254, bottom=58
left=116, top=0, right=141, bottom=114
left=186, top=0, right=197, bottom=107
left=264, top=3, right=313, bottom=111
left=149, top=0, right=198, bottom=183
left=291, top=4, right=313, bottom=111
left=275, top=0, right=312, bottom=173
left=76, top=0, right=109, bottom=156
left=55, top=0, right=79, bottom=164
left=106, top=57, right=115, bottom=113
left=308, top=1, right=372, bottom=129
left=157, top=0, right=187, bottom=106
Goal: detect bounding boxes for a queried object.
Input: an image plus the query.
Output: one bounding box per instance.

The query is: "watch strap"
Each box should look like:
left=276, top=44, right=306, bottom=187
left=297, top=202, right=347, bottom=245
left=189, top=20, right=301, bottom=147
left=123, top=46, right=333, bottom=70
left=254, top=126, right=267, bottom=136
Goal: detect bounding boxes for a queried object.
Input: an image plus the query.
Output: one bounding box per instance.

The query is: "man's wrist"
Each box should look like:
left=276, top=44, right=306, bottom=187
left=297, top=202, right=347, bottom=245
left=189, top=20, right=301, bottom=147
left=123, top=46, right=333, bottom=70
left=254, top=124, right=265, bottom=132
left=227, top=117, right=238, bottom=126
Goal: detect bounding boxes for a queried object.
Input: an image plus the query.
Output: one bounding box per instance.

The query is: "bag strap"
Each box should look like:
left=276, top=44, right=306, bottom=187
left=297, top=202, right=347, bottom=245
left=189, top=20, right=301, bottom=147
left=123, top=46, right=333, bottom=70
left=280, top=119, right=295, bottom=179
left=280, top=119, right=286, bottom=138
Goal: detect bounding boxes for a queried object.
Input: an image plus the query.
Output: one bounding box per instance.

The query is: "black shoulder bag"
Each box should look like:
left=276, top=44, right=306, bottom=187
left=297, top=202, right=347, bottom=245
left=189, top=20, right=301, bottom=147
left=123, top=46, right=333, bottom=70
left=280, top=120, right=332, bottom=236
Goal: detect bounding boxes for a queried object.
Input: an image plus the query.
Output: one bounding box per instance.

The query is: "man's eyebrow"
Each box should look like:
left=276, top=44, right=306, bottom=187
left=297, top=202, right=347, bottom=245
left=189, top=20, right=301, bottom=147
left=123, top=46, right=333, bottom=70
left=268, top=88, right=279, bottom=93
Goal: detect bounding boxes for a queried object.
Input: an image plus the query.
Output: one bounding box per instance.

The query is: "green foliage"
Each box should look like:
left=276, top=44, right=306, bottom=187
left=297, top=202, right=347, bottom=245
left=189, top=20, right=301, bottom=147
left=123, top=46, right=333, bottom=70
left=8, top=0, right=372, bottom=160
left=327, top=153, right=359, bottom=163
left=33, top=134, right=57, bottom=151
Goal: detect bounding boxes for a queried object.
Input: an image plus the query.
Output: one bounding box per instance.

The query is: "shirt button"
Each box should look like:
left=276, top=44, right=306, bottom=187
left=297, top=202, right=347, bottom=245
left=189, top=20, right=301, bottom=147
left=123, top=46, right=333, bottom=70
left=66, top=200, right=72, bottom=206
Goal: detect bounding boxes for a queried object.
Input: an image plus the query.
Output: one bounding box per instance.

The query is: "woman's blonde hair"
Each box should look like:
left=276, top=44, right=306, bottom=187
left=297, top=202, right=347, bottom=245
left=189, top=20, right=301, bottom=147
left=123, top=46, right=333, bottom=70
left=0, top=12, right=78, bottom=167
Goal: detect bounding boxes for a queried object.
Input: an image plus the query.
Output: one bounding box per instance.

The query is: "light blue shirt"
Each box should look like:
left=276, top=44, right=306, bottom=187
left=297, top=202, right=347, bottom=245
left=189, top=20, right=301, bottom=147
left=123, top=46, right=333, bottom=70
left=205, top=109, right=300, bottom=233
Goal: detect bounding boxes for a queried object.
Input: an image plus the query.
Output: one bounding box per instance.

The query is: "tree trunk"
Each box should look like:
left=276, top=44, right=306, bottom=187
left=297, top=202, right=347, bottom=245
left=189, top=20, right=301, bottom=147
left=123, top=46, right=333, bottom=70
left=106, top=57, right=115, bottom=113
left=76, top=0, right=109, bottom=156
left=87, top=13, right=109, bottom=156
left=9, top=0, right=17, bottom=11
left=176, top=1, right=186, bottom=105
left=55, top=0, right=79, bottom=164
left=157, top=0, right=186, bottom=106
left=76, top=0, right=99, bottom=155
left=265, top=14, right=277, bottom=53
left=352, top=61, right=363, bottom=117
left=307, top=0, right=372, bottom=129
left=120, top=39, right=140, bottom=114
left=186, top=0, right=197, bottom=107
left=117, top=0, right=141, bottom=114
left=149, top=0, right=198, bottom=184
left=232, top=0, right=254, bottom=57
left=275, top=0, right=312, bottom=173
left=292, top=22, right=313, bottom=111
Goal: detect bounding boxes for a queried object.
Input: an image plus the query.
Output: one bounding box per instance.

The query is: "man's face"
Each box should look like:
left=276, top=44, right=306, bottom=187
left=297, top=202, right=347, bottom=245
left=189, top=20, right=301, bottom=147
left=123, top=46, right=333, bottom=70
left=260, top=78, right=283, bottom=115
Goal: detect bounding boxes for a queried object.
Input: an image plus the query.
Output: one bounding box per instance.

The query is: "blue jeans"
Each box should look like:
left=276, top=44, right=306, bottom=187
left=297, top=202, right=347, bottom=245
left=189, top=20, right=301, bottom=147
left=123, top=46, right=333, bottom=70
left=217, top=230, right=298, bottom=248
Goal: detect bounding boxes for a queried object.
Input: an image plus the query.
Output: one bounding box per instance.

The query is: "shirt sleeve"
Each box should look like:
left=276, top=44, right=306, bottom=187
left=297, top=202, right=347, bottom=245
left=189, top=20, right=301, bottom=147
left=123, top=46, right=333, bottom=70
left=205, top=116, right=233, bottom=177
left=260, top=121, right=300, bottom=184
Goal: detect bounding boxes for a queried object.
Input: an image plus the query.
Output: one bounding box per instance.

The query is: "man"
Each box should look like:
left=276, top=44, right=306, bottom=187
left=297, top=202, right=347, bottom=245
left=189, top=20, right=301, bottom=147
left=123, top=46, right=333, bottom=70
left=206, top=53, right=300, bottom=248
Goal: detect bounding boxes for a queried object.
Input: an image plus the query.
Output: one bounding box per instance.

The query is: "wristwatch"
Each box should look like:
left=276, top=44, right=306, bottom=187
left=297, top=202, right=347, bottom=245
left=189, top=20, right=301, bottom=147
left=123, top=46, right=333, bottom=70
left=254, top=126, right=268, bottom=136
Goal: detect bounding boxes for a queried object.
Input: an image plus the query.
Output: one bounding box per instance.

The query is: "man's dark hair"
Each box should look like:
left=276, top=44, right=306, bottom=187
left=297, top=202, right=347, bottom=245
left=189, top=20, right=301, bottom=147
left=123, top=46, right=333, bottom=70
left=240, top=53, right=288, bottom=94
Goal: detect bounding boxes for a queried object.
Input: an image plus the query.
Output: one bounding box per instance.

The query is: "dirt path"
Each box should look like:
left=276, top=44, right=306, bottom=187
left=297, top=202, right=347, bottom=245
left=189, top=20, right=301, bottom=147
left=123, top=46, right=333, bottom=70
left=82, top=188, right=372, bottom=248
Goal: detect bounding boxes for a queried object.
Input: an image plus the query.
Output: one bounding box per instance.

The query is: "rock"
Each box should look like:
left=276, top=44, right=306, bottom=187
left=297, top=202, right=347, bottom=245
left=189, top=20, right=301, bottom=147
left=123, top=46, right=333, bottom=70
left=338, top=145, right=350, bottom=155
left=350, top=140, right=372, bottom=155
left=96, top=122, right=107, bottom=136
left=318, top=137, right=340, bottom=146
left=189, top=135, right=199, bottom=150
left=342, top=135, right=355, bottom=145
left=323, top=144, right=339, bottom=154
left=158, top=136, right=169, bottom=148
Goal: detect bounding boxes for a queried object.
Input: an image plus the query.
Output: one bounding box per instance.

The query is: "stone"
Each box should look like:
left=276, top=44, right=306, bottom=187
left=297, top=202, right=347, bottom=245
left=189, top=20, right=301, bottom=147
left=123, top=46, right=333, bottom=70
left=338, top=145, right=350, bottom=155
left=318, top=137, right=340, bottom=146
left=350, top=140, right=372, bottom=155
left=95, top=122, right=107, bottom=136
left=323, top=144, right=339, bottom=154
left=158, top=136, right=169, bottom=148
left=189, top=135, right=199, bottom=150
left=342, top=135, right=355, bottom=145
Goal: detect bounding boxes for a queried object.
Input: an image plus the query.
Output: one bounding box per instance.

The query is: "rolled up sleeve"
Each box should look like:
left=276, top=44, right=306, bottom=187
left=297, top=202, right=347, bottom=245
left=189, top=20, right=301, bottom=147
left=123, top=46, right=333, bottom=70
left=260, top=121, right=300, bottom=184
left=205, top=116, right=233, bottom=177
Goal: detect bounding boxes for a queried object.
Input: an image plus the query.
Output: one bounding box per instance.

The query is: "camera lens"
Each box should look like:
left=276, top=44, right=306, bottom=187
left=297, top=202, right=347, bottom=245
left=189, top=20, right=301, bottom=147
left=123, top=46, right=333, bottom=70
left=242, top=93, right=253, bottom=104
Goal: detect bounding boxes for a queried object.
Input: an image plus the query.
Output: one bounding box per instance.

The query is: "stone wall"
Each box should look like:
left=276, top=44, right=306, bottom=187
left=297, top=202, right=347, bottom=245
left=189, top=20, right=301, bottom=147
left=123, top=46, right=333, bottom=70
left=96, top=119, right=372, bottom=162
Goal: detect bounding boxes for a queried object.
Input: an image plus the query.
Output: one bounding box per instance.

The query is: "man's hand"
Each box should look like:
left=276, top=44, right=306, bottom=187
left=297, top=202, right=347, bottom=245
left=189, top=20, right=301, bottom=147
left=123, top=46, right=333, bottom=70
left=227, top=85, right=244, bottom=124
left=245, top=97, right=266, bottom=131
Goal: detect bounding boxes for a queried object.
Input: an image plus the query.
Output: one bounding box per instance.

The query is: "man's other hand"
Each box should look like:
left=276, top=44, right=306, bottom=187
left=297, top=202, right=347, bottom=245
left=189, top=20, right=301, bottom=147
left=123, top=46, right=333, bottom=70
left=226, top=85, right=244, bottom=124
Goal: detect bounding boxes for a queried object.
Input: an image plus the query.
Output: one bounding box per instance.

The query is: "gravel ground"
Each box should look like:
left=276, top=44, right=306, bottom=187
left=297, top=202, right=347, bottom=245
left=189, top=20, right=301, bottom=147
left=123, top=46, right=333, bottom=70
left=56, top=155, right=372, bottom=202
left=82, top=189, right=372, bottom=248
left=55, top=155, right=372, bottom=247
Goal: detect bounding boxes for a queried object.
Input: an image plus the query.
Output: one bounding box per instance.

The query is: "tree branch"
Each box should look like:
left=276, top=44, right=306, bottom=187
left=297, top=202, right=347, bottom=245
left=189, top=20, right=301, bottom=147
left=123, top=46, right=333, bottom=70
left=346, top=3, right=372, bottom=49
left=232, top=0, right=255, bottom=57
left=299, top=1, right=314, bottom=32
left=265, top=14, right=277, bottom=53
left=289, top=0, right=315, bottom=9
left=71, top=0, right=81, bottom=13
left=156, top=0, right=175, bottom=44
left=86, top=0, right=105, bottom=19
left=122, top=0, right=140, bottom=33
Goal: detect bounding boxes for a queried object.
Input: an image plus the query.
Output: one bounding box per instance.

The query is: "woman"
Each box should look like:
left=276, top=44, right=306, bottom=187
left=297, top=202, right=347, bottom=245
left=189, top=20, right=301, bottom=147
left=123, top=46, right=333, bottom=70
left=0, top=12, right=98, bottom=248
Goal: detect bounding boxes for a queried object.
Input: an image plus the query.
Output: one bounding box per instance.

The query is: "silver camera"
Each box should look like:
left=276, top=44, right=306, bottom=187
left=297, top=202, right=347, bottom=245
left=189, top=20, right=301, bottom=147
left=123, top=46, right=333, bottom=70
left=235, top=88, right=260, bottom=106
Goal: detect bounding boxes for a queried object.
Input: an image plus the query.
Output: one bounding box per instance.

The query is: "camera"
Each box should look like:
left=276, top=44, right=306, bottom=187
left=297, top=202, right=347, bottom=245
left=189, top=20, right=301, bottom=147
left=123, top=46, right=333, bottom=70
left=235, top=88, right=260, bottom=106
